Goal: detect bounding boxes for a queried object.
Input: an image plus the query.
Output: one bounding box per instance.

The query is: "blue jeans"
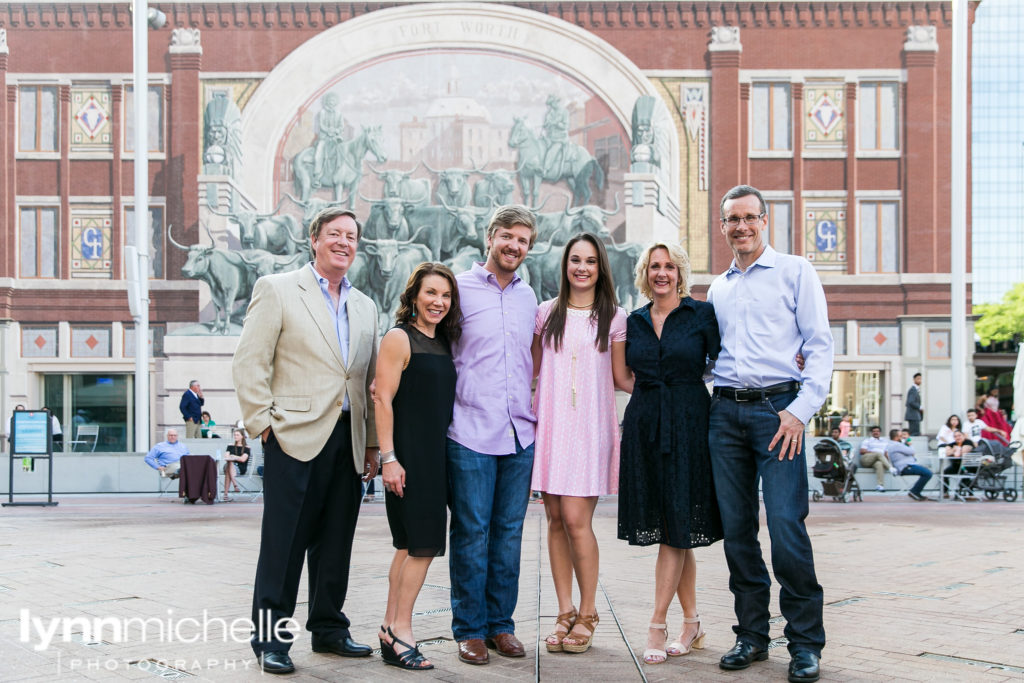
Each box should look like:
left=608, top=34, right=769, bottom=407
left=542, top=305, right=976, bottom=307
left=446, top=437, right=534, bottom=641
left=708, top=390, right=825, bottom=656
left=900, top=464, right=933, bottom=496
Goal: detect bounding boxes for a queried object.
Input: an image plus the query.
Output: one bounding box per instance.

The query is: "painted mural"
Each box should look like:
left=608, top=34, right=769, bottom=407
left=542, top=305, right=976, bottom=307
left=182, top=49, right=651, bottom=333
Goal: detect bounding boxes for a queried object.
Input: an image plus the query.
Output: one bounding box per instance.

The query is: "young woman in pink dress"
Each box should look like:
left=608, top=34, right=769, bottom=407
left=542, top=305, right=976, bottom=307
left=531, top=232, right=634, bottom=654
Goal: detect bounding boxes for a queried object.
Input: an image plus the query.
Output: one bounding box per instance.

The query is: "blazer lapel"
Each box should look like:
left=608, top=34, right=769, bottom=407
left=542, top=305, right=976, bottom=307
left=346, top=294, right=365, bottom=369
left=297, top=267, right=346, bottom=369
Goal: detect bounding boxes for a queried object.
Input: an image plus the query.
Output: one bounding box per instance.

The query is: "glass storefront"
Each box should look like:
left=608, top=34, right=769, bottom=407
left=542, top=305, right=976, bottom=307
left=43, top=374, right=132, bottom=451
left=817, top=370, right=882, bottom=437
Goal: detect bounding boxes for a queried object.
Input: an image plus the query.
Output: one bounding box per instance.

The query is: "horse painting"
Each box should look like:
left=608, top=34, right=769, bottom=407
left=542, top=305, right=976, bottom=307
left=292, top=125, right=387, bottom=206
left=508, top=116, right=605, bottom=206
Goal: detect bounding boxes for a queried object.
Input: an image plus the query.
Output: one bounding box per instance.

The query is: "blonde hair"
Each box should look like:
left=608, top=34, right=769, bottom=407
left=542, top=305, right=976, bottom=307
left=634, top=242, right=691, bottom=300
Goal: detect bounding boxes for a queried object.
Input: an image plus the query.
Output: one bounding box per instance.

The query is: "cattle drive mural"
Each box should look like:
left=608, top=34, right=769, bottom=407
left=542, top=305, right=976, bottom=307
left=182, top=51, right=647, bottom=334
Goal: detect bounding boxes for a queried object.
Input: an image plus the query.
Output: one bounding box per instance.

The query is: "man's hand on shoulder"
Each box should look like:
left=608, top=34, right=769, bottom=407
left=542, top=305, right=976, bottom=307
left=769, top=409, right=805, bottom=461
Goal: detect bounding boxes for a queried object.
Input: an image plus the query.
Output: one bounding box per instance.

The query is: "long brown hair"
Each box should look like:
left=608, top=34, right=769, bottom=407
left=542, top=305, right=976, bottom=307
left=395, top=262, right=463, bottom=343
left=541, top=232, right=618, bottom=353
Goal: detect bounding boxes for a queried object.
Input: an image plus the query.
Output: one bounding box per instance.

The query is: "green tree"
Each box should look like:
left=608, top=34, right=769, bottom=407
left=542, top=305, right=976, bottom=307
left=975, top=282, right=1024, bottom=345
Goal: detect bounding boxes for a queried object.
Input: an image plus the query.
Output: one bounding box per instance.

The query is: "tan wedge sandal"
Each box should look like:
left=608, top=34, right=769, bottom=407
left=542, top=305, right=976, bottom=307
left=562, top=613, right=599, bottom=654
left=545, top=607, right=577, bottom=652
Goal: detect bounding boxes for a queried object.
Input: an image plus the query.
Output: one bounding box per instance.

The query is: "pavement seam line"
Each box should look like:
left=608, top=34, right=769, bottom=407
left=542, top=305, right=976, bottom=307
left=534, top=511, right=542, bottom=682
left=598, top=575, right=648, bottom=682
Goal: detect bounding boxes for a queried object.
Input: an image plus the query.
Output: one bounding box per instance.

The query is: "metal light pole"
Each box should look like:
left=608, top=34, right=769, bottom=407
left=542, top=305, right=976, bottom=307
left=129, top=3, right=165, bottom=451
left=950, top=0, right=968, bottom=420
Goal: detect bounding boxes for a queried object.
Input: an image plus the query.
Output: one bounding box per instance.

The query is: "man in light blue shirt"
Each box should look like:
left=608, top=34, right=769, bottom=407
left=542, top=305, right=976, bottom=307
left=144, top=428, right=189, bottom=478
left=707, top=185, right=833, bottom=683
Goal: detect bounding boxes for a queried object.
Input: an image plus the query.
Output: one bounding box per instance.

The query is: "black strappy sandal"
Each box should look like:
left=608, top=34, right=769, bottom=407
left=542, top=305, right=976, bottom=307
left=382, top=626, right=434, bottom=670
left=378, top=624, right=394, bottom=660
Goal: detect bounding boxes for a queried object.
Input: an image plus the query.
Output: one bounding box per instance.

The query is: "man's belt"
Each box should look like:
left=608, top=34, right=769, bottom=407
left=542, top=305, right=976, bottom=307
left=714, top=380, right=801, bottom=402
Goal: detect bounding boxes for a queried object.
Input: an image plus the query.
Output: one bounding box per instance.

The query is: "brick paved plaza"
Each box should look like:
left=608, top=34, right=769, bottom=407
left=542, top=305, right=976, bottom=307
left=1, top=493, right=1022, bottom=682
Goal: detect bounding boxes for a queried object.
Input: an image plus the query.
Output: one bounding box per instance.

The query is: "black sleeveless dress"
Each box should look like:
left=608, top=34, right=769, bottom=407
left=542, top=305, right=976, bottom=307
left=385, top=324, right=457, bottom=557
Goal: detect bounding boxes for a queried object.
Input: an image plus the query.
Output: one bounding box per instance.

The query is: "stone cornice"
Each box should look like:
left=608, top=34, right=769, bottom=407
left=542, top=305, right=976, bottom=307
left=0, top=3, right=964, bottom=31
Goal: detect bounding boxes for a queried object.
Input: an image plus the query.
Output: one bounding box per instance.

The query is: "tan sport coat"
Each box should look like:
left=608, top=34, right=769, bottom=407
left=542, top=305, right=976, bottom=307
left=232, top=265, right=378, bottom=472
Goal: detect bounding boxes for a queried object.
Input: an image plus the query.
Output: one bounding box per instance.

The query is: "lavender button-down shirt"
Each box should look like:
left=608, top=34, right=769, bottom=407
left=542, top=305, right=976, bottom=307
left=448, top=262, right=537, bottom=456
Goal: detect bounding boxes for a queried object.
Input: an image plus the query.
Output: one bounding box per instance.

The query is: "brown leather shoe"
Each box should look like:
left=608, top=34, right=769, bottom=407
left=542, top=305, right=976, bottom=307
left=458, top=638, right=489, bottom=665
left=486, top=632, right=525, bottom=657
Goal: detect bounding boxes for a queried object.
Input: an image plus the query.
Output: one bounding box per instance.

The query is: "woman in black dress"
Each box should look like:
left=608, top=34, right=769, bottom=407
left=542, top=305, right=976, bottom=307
left=222, top=428, right=250, bottom=502
left=373, top=262, right=460, bottom=670
left=618, top=242, right=723, bottom=665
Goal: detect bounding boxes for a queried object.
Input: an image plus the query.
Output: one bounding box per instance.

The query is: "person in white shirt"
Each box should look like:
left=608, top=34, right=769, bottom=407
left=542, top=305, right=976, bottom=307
left=963, top=409, right=986, bottom=443
left=936, top=414, right=962, bottom=446
left=858, top=426, right=893, bottom=492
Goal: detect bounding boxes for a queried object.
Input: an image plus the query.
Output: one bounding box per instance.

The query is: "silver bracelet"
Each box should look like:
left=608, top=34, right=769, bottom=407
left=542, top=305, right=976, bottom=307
left=379, top=449, right=397, bottom=465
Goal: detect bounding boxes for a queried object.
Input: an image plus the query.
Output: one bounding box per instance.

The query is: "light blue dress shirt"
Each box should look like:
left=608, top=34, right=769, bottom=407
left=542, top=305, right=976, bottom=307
left=707, top=245, right=834, bottom=425
left=309, top=262, right=351, bottom=411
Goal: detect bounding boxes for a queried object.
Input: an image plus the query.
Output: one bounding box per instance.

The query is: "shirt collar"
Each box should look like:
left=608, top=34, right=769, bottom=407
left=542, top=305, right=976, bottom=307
left=726, top=244, right=778, bottom=277
left=638, top=296, right=694, bottom=323
left=308, top=262, right=351, bottom=292
left=470, top=261, right=522, bottom=288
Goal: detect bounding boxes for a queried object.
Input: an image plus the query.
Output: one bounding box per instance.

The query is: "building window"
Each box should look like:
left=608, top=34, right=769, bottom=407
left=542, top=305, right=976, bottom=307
left=20, top=207, right=60, bottom=278
left=751, top=83, right=791, bottom=152
left=21, top=326, right=59, bottom=358
left=124, top=85, right=165, bottom=154
left=125, top=206, right=165, bottom=278
left=859, top=201, right=899, bottom=273
left=43, top=374, right=132, bottom=452
left=124, top=324, right=166, bottom=358
left=767, top=201, right=791, bottom=253
left=859, top=82, right=899, bottom=152
left=19, top=86, right=59, bottom=153
left=595, top=135, right=624, bottom=170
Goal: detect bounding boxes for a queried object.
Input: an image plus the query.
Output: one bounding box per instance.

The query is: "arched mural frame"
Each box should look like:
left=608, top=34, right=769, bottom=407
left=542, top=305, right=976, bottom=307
left=238, top=2, right=679, bottom=210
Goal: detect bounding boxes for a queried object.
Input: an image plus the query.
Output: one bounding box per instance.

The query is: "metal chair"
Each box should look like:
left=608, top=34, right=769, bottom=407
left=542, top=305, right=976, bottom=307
left=67, top=424, right=99, bottom=452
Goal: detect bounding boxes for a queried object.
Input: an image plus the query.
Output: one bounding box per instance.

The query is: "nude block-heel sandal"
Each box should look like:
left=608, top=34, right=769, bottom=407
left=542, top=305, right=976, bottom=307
left=667, top=614, right=706, bottom=656
left=643, top=623, right=668, bottom=664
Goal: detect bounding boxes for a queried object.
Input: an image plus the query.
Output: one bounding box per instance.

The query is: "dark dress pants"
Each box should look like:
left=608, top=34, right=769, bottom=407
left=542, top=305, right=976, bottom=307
left=251, top=417, right=362, bottom=655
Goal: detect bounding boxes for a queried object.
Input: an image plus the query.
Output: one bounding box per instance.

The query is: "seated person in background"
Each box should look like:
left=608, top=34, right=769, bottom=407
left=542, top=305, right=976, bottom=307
left=886, top=429, right=933, bottom=502
left=979, top=404, right=1011, bottom=446
left=222, top=428, right=250, bottom=502
left=942, top=430, right=975, bottom=498
left=200, top=411, right=218, bottom=438
left=828, top=427, right=853, bottom=458
left=859, top=426, right=893, bottom=492
left=144, top=428, right=190, bottom=478
left=964, top=409, right=987, bottom=444
left=936, top=414, right=962, bottom=447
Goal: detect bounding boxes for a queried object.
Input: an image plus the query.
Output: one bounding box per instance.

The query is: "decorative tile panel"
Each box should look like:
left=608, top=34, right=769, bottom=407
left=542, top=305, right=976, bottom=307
left=124, top=325, right=164, bottom=358
left=70, top=85, right=112, bottom=152
left=804, top=82, right=845, bottom=151
left=21, top=326, right=58, bottom=358
left=71, top=211, right=112, bottom=278
left=830, top=324, right=847, bottom=356
left=71, top=326, right=111, bottom=358
left=928, top=330, right=951, bottom=359
left=804, top=201, right=846, bottom=269
left=858, top=325, right=900, bottom=356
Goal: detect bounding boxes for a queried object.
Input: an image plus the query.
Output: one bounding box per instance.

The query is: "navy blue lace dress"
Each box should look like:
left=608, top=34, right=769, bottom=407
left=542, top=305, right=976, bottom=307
left=617, top=297, right=724, bottom=549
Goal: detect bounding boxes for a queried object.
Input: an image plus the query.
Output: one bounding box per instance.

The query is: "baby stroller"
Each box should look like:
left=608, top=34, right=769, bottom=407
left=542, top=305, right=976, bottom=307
left=955, top=439, right=1020, bottom=502
left=811, top=437, right=862, bottom=503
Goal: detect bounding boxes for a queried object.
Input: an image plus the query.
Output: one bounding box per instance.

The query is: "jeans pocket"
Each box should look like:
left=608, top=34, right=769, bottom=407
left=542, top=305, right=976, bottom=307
left=761, top=397, right=780, bottom=418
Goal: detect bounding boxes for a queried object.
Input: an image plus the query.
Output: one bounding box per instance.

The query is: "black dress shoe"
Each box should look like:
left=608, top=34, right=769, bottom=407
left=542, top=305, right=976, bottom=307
left=258, top=651, right=295, bottom=674
left=719, top=641, right=768, bottom=670
left=788, top=651, right=820, bottom=682
left=312, top=635, right=373, bottom=657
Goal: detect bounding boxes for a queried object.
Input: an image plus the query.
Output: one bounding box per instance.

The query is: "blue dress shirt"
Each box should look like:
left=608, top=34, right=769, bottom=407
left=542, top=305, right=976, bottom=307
left=309, top=262, right=351, bottom=411
left=707, top=245, right=834, bottom=424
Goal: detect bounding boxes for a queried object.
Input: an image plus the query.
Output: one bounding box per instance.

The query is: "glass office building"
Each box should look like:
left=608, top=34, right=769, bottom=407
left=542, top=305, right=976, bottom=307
left=972, top=0, right=1024, bottom=304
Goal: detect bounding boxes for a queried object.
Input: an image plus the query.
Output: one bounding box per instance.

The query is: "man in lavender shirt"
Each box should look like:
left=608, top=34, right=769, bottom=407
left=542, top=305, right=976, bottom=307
left=447, top=205, right=538, bottom=665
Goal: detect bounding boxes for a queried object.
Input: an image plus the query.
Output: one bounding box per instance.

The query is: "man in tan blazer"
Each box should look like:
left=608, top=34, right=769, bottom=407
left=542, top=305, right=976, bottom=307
left=232, top=206, right=379, bottom=675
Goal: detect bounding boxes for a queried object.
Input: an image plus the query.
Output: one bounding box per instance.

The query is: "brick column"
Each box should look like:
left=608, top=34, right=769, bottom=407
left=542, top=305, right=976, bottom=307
left=0, top=33, right=10, bottom=279
left=111, top=86, right=123, bottom=280
left=708, top=26, right=742, bottom=273
left=59, top=84, right=71, bottom=280
left=791, top=82, right=804, bottom=257
left=167, top=28, right=202, bottom=279
left=845, top=81, right=858, bottom=274
left=903, top=26, right=939, bottom=274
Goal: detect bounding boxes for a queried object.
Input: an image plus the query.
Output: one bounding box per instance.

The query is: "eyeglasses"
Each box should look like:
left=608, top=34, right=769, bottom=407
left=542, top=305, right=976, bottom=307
left=720, top=213, right=765, bottom=227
